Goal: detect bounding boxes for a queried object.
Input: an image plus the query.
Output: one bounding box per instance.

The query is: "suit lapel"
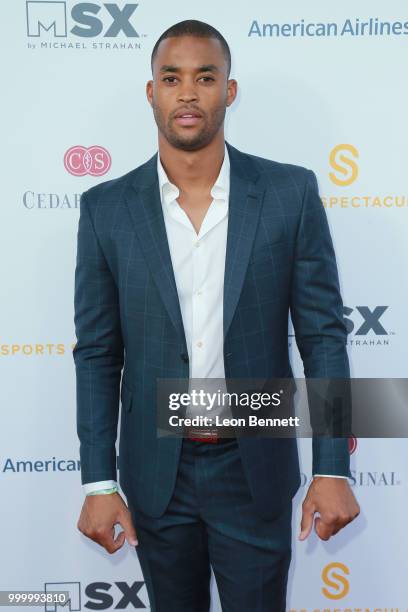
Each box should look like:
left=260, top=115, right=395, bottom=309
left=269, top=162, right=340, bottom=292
left=223, top=141, right=265, bottom=340
left=122, top=141, right=265, bottom=346
left=123, top=160, right=187, bottom=348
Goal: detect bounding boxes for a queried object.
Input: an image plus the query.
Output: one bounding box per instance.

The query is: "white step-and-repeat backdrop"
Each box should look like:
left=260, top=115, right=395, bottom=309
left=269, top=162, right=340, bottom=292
left=1, top=1, right=407, bottom=609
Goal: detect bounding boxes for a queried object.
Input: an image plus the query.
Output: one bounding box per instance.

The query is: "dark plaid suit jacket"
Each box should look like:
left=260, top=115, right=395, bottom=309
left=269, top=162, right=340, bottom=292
left=73, top=140, right=351, bottom=520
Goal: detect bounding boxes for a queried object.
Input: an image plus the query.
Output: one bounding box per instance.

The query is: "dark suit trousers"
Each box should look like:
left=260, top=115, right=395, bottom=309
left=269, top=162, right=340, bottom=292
left=127, top=438, right=292, bottom=612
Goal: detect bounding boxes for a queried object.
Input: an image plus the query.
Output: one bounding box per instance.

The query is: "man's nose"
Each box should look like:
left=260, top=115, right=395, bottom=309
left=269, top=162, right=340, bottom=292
left=177, top=84, right=199, bottom=102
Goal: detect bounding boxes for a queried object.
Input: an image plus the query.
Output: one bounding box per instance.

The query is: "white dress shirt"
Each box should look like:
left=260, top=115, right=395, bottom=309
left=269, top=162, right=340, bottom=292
left=83, top=144, right=345, bottom=495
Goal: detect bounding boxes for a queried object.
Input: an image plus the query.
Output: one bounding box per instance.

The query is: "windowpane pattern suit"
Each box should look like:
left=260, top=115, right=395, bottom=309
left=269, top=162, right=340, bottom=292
left=73, top=141, right=351, bottom=610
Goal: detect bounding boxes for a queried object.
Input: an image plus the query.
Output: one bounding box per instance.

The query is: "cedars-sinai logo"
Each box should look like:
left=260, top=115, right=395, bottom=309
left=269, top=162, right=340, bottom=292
left=348, top=435, right=357, bottom=454
left=64, top=145, right=111, bottom=176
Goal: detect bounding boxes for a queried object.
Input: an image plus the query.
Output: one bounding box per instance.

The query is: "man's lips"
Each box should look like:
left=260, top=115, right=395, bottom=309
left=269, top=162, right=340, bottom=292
left=173, top=110, right=203, bottom=126
left=175, top=116, right=202, bottom=126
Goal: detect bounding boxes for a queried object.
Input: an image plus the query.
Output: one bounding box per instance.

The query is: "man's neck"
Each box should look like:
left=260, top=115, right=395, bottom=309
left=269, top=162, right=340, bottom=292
left=158, top=134, right=225, bottom=195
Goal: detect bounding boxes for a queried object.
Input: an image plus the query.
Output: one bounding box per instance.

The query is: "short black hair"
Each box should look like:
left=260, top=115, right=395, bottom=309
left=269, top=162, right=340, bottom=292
left=151, top=19, right=231, bottom=77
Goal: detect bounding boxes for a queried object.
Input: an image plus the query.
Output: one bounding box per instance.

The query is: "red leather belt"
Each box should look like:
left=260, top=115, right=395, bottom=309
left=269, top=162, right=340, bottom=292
left=186, top=429, right=220, bottom=443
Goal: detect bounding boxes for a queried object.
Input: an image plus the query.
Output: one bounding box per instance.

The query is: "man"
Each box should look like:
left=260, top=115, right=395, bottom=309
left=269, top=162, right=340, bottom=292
left=74, top=19, right=359, bottom=611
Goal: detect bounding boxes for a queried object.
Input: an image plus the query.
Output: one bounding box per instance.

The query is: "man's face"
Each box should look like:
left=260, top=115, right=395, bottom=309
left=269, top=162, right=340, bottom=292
left=147, top=36, right=237, bottom=151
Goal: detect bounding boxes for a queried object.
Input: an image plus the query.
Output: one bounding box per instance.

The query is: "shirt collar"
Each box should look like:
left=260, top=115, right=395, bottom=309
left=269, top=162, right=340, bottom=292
left=157, top=143, right=230, bottom=207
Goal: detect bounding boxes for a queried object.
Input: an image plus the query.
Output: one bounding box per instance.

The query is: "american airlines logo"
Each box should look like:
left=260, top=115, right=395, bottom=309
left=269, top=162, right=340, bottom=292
left=26, top=2, right=141, bottom=38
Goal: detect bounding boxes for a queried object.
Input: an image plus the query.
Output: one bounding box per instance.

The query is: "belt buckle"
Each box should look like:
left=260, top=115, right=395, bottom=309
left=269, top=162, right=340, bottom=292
left=186, top=429, right=219, bottom=443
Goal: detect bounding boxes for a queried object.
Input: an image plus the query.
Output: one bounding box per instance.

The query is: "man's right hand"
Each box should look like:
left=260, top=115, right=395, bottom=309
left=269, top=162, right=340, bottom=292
left=77, top=493, right=138, bottom=554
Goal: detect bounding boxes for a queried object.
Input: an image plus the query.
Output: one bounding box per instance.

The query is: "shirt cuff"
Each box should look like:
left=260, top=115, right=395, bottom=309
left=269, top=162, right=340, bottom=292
left=313, top=474, right=348, bottom=479
left=83, top=480, right=118, bottom=495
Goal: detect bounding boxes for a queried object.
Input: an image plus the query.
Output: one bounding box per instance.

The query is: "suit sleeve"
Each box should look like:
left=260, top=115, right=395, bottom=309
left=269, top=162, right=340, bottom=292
left=73, top=190, right=124, bottom=484
left=289, top=169, right=352, bottom=477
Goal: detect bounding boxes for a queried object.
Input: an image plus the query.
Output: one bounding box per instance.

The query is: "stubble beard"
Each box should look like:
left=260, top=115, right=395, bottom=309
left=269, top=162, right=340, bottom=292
left=152, top=101, right=227, bottom=151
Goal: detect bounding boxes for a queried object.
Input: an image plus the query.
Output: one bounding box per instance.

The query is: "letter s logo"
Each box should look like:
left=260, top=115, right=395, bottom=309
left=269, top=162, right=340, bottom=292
left=321, top=561, right=350, bottom=599
left=329, top=144, right=359, bottom=186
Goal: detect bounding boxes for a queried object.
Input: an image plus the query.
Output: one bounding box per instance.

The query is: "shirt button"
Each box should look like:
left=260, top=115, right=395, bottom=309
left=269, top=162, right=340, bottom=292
left=194, top=241, right=200, bottom=248
left=195, top=290, right=203, bottom=296
left=196, top=341, right=203, bottom=348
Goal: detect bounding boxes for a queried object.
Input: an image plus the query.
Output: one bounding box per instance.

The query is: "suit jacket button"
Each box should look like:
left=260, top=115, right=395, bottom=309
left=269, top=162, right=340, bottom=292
left=180, top=352, right=189, bottom=363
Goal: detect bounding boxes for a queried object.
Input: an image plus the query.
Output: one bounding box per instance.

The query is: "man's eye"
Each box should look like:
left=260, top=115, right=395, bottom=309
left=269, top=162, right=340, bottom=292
left=162, top=76, right=215, bottom=83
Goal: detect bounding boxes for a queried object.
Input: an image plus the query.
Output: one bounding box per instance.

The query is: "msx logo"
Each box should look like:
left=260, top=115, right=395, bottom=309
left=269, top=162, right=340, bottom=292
left=26, top=2, right=139, bottom=38
left=44, top=580, right=146, bottom=610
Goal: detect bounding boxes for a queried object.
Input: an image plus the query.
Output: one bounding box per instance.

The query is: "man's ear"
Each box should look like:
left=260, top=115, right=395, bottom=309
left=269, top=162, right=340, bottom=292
left=146, top=80, right=153, bottom=106
left=226, top=79, right=238, bottom=107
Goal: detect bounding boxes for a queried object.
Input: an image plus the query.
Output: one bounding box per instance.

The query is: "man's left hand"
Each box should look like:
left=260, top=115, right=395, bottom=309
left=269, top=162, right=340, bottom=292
left=299, top=477, right=360, bottom=541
